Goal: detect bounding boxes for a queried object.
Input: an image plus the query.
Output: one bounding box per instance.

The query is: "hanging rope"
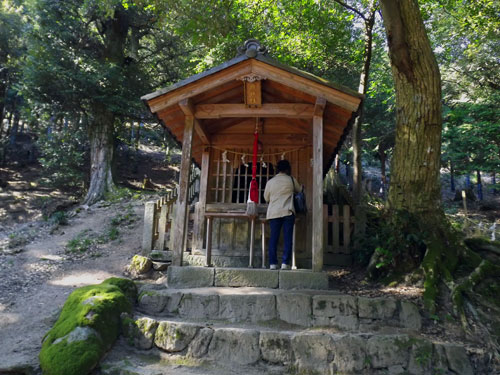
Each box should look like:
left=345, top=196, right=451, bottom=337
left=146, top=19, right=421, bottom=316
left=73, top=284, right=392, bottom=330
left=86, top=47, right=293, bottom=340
left=210, top=144, right=310, bottom=158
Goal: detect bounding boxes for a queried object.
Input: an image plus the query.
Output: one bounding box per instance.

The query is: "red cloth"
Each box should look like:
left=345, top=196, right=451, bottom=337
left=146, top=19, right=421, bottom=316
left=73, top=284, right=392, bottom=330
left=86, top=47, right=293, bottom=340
left=249, top=131, right=259, bottom=202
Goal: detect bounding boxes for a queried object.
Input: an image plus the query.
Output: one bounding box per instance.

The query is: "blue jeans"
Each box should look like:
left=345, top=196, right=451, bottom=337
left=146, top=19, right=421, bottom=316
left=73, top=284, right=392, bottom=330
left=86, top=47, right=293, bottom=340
left=269, top=214, right=295, bottom=266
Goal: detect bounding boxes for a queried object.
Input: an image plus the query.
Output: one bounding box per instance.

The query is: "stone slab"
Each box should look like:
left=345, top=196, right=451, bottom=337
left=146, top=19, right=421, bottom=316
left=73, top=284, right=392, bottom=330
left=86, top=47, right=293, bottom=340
left=150, top=250, right=173, bottom=262
left=279, top=270, right=328, bottom=290
left=219, top=294, right=276, bottom=323
left=259, top=331, right=293, bottom=364
left=276, top=293, right=311, bottom=326
left=207, top=328, right=260, bottom=365
left=215, top=268, right=279, bottom=288
left=166, top=266, right=214, bottom=288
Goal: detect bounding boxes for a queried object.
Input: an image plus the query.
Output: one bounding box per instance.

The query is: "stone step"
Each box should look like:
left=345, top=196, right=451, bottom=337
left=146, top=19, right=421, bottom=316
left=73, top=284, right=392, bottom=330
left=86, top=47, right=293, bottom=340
left=166, top=265, right=329, bottom=290
left=122, top=316, right=474, bottom=375
left=137, top=286, right=422, bottom=332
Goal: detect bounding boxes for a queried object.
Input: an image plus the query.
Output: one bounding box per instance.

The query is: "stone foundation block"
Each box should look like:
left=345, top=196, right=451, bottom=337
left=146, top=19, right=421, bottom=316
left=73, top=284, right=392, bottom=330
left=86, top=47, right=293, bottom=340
left=187, top=328, right=214, bottom=358
left=279, top=270, right=328, bottom=290
left=154, top=321, right=200, bottom=352
left=276, top=293, right=311, bottom=326
left=366, top=334, right=410, bottom=369
left=312, top=295, right=359, bottom=330
left=291, top=333, right=334, bottom=373
left=259, top=331, right=293, bottom=364
left=215, top=268, right=279, bottom=288
left=443, top=344, right=473, bottom=375
left=219, top=294, right=276, bottom=322
left=137, top=290, right=168, bottom=314
left=399, top=301, right=422, bottom=330
left=331, top=334, right=369, bottom=373
left=178, top=293, right=219, bottom=320
left=358, top=297, right=397, bottom=320
left=207, top=328, right=260, bottom=365
left=166, top=266, right=214, bottom=288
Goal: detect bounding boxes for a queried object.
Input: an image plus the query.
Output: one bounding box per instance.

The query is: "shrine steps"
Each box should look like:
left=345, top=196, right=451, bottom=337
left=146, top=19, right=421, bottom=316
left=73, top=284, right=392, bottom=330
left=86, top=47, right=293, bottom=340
left=98, top=283, right=476, bottom=375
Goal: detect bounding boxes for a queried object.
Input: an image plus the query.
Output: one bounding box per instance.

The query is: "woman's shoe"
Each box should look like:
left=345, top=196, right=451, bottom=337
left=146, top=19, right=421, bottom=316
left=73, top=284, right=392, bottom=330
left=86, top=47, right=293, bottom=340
left=281, top=263, right=291, bottom=270
left=270, top=264, right=278, bottom=270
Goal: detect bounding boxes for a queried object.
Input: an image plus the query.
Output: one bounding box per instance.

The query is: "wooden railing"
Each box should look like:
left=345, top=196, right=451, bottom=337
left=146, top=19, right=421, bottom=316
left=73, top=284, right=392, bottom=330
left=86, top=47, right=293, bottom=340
left=142, top=165, right=199, bottom=253
left=323, top=204, right=355, bottom=257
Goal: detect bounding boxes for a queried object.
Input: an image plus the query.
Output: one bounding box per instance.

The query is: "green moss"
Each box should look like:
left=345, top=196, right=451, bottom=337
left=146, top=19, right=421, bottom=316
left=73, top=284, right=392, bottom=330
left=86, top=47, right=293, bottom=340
left=39, top=278, right=134, bottom=375
left=102, top=277, right=137, bottom=303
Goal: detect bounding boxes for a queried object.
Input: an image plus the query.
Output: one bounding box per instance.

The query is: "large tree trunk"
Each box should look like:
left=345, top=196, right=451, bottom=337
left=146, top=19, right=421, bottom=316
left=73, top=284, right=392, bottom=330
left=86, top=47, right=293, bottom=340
left=83, top=106, right=116, bottom=205
left=381, top=0, right=443, bottom=213
left=353, top=9, right=376, bottom=246
left=82, top=7, right=128, bottom=205
left=373, top=0, right=460, bottom=312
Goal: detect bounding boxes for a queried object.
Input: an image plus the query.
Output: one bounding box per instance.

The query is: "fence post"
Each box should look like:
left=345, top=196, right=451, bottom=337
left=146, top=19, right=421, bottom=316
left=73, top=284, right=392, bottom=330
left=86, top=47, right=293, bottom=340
left=157, top=203, right=168, bottom=250
left=142, top=201, right=156, bottom=254
left=343, top=205, right=351, bottom=252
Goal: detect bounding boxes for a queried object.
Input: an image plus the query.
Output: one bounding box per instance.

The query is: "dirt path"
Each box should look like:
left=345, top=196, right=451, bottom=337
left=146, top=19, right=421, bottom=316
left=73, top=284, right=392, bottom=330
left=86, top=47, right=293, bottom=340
left=0, top=199, right=147, bottom=373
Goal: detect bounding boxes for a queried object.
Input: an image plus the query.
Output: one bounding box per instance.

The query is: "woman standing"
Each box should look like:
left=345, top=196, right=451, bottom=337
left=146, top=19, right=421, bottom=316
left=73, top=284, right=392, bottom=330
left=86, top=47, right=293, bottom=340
left=264, top=159, right=301, bottom=270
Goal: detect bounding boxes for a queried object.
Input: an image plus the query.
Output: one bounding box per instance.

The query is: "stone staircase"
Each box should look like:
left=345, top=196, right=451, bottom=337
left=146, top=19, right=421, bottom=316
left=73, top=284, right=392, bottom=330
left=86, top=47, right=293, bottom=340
left=104, top=266, right=475, bottom=375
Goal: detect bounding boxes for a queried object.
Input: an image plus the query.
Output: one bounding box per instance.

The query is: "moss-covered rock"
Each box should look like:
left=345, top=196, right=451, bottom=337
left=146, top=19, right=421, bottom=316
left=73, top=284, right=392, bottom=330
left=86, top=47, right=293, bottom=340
left=39, top=278, right=136, bottom=375
left=123, top=316, right=158, bottom=350
left=127, top=255, right=152, bottom=277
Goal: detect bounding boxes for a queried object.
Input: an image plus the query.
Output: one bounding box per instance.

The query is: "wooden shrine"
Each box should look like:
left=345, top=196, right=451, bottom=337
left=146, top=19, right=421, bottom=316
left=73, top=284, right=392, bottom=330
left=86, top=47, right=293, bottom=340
left=141, top=40, right=362, bottom=271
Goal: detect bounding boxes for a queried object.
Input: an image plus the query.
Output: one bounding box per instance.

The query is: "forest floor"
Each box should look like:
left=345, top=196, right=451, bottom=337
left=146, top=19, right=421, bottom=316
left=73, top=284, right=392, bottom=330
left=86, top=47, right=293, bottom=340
left=0, top=149, right=499, bottom=374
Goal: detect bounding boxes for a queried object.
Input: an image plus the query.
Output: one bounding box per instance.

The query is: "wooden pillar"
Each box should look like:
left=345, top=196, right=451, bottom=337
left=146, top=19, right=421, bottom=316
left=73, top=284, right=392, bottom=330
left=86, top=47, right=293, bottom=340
left=312, top=97, right=326, bottom=272
left=193, top=150, right=210, bottom=251
left=172, top=114, right=195, bottom=266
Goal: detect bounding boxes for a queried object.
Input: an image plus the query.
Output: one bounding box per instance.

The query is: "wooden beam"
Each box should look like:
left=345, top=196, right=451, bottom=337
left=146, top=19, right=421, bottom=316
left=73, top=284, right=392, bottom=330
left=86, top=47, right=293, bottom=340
left=211, top=133, right=309, bottom=146
left=314, top=97, right=327, bottom=117
left=192, top=150, right=210, bottom=252
left=147, top=60, right=252, bottom=113
left=252, top=60, right=361, bottom=112
left=179, top=99, right=210, bottom=145
left=194, top=103, right=315, bottom=119
left=312, top=103, right=324, bottom=272
left=172, top=114, right=195, bottom=266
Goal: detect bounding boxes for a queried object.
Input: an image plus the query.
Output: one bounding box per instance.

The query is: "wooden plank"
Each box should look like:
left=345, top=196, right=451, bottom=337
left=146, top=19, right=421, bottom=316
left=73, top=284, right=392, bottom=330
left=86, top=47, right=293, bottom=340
left=157, top=204, right=168, bottom=251
left=263, top=80, right=316, bottom=103
left=323, top=204, right=328, bottom=251
left=244, top=80, right=262, bottom=108
left=314, top=97, right=327, bottom=117
left=142, top=202, right=156, bottom=254
left=343, top=205, right=351, bottom=253
left=172, top=115, right=195, bottom=266
left=192, top=151, right=210, bottom=251
left=312, top=101, right=324, bottom=272
left=249, top=218, right=255, bottom=267
left=333, top=205, right=340, bottom=252
left=261, top=221, right=266, bottom=268
left=195, top=103, right=315, bottom=119
left=178, top=98, right=210, bottom=145
left=252, top=60, right=361, bottom=112
left=205, top=216, right=212, bottom=266
left=193, top=80, right=243, bottom=104
left=147, top=60, right=252, bottom=113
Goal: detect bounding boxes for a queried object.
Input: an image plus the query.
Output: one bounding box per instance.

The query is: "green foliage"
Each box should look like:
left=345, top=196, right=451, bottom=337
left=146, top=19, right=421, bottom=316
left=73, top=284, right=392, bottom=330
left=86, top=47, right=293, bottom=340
left=37, top=125, right=87, bottom=193
left=49, top=211, right=69, bottom=226
left=66, top=230, right=94, bottom=253
left=39, top=278, right=135, bottom=375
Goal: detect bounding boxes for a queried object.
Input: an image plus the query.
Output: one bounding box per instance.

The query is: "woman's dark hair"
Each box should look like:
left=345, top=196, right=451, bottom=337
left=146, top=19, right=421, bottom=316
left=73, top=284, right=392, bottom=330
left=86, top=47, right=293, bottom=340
left=277, top=159, right=291, bottom=175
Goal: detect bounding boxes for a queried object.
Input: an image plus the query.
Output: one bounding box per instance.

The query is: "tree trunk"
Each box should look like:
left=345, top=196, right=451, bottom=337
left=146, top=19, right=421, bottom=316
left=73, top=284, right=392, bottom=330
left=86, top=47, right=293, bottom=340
left=353, top=9, right=376, bottom=247
left=375, top=0, right=460, bottom=312
left=492, top=172, right=496, bottom=195
left=83, top=106, right=116, bottom=205
left=379, top=148, right=387, bottom=197
left=82, top=6, right=128, bottom=205
left=382, top=0, right=443, bottom=213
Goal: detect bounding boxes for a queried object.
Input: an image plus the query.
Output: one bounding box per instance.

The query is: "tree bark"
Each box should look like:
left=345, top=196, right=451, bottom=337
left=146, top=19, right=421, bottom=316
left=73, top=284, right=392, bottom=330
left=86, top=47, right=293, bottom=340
left=82, top=6, right=128, bottom=204
left=476, top=170, right=483, bottom=201
left=83, top=105, right=116, bottom=205
left=375, top=0, right=460, bottom=312
left=381, top=0, right=443, bottom=214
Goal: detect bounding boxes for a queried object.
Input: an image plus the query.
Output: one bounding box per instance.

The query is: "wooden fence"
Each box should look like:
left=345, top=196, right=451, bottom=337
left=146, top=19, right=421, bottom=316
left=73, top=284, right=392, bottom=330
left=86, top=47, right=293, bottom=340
left=142, top=165, right=199, bottom=252
left=323, top=204, right=355, bottom=253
